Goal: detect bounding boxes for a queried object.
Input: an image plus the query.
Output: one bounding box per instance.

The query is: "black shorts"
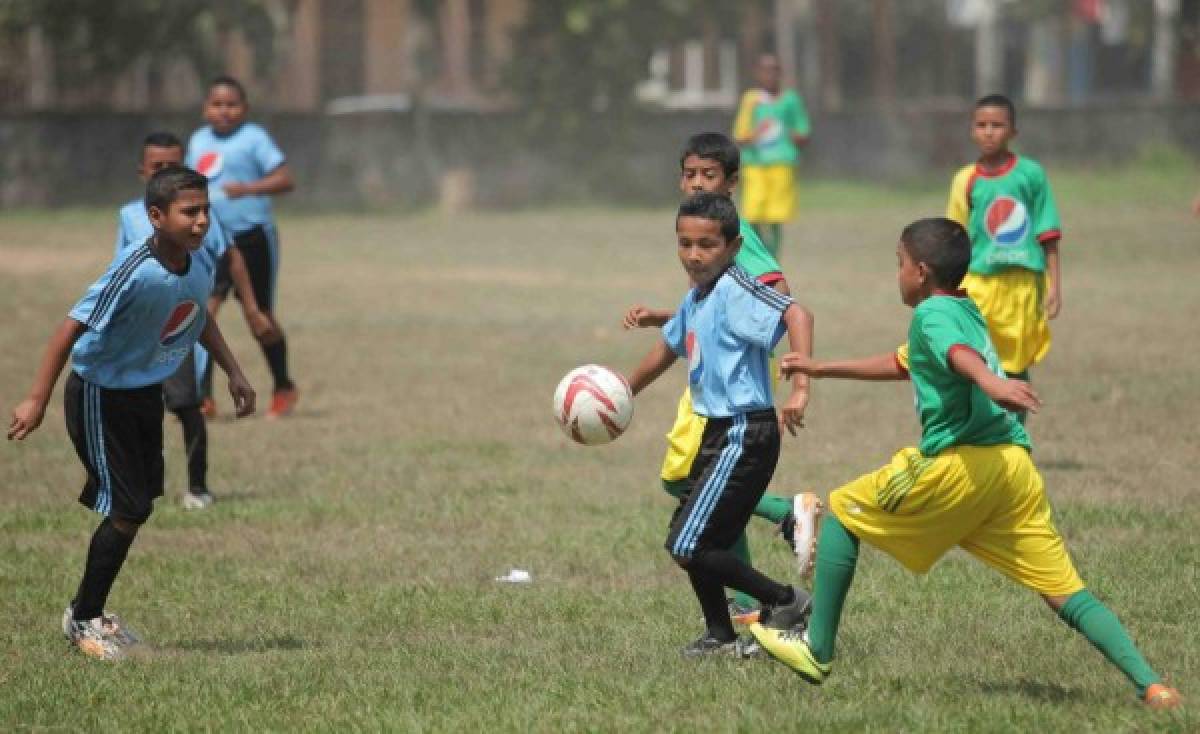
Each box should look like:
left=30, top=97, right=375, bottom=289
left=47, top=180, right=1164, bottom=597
left=162, top=348, right=201, bottom=411
left=666, top=409, right=780, bottom=560
left=212, top=225, right=279, bottom=311
left=64, top=372, right=165, bottom=524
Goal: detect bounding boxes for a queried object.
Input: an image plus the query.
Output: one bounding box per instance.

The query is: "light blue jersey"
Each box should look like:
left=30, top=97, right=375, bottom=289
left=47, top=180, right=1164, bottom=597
left=186, top=122, right=285, bottom=235
left=115, top=198, right=230, bottom=275
left=662, top=264, right=792, bottom=418
left=70, top=244, right=213, bottom=389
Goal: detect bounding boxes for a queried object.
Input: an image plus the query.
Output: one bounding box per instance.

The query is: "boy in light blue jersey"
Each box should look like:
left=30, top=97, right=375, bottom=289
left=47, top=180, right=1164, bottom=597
left=117, top=132, right=275, bottom=508
left=187, top=76, right=297, bottom=418
left=626, top=193, right=815, bottom=656
left=9, top=167, right=255, bottom=660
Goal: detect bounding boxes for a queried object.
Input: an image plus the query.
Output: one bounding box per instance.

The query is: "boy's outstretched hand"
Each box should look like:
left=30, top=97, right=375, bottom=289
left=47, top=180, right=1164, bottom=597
left=983, top=376, right=1042, bottom=415
left=779, top=390, right=808, bottom=436
left=622, top=305, right=670, bottom=330
left=227, top=375, right=256, bottom=418
left=8, top=399, right=46, bottom=441
left=779, top=352, right=817, bottom=379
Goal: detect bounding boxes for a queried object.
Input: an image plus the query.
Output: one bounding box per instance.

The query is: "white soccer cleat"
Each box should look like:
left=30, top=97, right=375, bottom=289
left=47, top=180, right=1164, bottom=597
left=792, top=492, right=823, bottom=578
left=182, top=489, right=215, bottom=510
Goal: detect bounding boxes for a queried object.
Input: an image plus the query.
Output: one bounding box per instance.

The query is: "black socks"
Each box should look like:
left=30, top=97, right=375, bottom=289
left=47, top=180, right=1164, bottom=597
left=71, top=518, right=136, bottom=620
left=261, top=337, right=292, bottom=392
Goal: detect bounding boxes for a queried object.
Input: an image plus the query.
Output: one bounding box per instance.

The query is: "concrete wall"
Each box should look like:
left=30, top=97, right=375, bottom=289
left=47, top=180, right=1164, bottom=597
left=3, top=104, right=1199, bottom=209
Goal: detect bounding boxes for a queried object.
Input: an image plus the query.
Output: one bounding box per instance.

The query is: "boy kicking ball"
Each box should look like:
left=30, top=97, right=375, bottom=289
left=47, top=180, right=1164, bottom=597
left=9, top=167, right=255, bottom=660
left=750, top=218, right=1181, bottom=710
left=626, top=192, right=815, bottom=655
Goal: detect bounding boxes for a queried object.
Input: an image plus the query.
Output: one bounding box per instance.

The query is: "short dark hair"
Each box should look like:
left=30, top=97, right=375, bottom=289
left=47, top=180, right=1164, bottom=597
left=680, top=132, right=740, bottom=178
left=145, top=166, right=208, bottom=213
left=677, top=192, right=740, bottom=243
left=900, top=218, right=970, bottom=288
left=142, top=131, right=182, bottom=151
left=975, top=93, right=1016, bottom=126
left=209, top=75, right=247, bottom=102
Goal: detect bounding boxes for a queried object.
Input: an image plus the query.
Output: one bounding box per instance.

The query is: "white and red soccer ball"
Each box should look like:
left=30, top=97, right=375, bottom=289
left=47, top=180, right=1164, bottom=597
left=553, top=365, right=634, bottom=445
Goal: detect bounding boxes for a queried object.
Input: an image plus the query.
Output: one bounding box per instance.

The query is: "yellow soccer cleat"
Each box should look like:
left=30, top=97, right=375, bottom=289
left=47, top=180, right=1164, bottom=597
left=1143, top=683, right=1183, bottom=710
left=749, top=623, right=831, bottom=684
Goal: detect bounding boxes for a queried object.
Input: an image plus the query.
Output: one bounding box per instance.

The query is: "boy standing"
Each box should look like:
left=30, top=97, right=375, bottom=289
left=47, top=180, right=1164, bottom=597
left=624, top=132, right=821, bottom=624
left=946, top=94, right=1061, bottom=395
left=733, top=53, right=811, bottom=258
left=9, top=167, right=255, bottom=660
left=626, top=192, right=815, bottom=655
left=117, top=131, right=274, bottom=508
left=751, top=218, right=1181, bottom=710
left=187, top=75, right=297, bottom=419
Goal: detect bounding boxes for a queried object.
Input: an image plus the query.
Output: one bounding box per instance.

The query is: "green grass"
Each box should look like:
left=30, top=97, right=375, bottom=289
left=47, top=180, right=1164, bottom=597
left=1, top=167, right=1197, bottom=731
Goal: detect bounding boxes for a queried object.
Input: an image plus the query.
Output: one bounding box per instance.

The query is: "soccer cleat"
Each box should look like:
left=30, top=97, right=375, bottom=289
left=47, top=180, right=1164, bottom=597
left=182, top=488, right=215, bottom=510
left=749, top=625, right=832, bottom=684
left=1143, top=683, right=1182, bottom=710
left=681, top=633, right=739, bottom=658
left=199, top=397, right=217, bottom=420
left=729, top=598, right=761, bottom=625
left=758, top=586, right=813, bottom=631
left=265, top=387, right=299, bottom=420
left=734, top=634, right=764, bottom=659
left=791, top=492, right=824, bottom=578
left=63, top=606, right=140, bottom=647
left=63, top=614, right=125, bottom=661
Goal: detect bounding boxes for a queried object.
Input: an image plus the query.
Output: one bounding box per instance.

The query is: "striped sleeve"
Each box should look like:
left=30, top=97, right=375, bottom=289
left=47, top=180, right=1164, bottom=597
left=726, top=266, right=793, bottom=349
left=69, top=246, right=151, bottom=331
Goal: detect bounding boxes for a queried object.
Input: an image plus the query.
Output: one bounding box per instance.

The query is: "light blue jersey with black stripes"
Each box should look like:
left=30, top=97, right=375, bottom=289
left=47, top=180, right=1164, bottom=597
left=70, top=244, right=213, bottom=389
left=662, top=264, right=792, bottom=418
left=186, top=122, right=286, bottom=235
left=115, top=198, right=230, bottom=275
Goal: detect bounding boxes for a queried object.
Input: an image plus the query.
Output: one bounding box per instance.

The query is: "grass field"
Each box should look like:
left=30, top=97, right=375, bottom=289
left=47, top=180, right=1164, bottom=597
left=1, top=167, right=1198, bottom=731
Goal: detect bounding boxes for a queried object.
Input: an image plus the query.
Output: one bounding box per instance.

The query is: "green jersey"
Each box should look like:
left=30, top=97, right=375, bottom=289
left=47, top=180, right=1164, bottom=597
left=946, top=154, right=1062, bottom=275
left=734, top=89, right=811, bottom=167
left=735, top=221, right=782, bottom=278
left=906, top=293, right=1029, bottom=457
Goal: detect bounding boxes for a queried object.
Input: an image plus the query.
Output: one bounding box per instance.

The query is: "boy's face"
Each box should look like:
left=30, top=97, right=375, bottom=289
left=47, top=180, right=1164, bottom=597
left=896, top=241, right=928, bottom=308
left=204, top=84, right=247, bottom=135
left=971, top=105, right=1015, bottom=158
left=755, top=56, right=781, bottom=93
left=138, top=145, right=183, bottom=182
left=677, top=216, right=739, bottom=287
left=680, top=155, right=735, bottom=197
left=149, top=189, right=210, bottom=252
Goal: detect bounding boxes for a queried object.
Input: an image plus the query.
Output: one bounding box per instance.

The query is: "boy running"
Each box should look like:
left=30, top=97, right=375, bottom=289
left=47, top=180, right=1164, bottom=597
left=751, top=218, right=1182, bottom=710
left=946, top=94, right=1061, bottom=402
left=9, top=166, right=255, bottom=660
left=733, top=53, right=811, bottom=258
left=624, top=132, right=820, bottom=624
left=187, top=76, right=297, bottom=419
left=117, top=131, right=274, bottom=508
left=626, top=192, right=815, bottom=656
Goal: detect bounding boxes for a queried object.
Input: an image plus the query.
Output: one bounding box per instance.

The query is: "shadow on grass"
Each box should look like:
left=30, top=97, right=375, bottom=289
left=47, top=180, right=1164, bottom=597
left=164, top=635, right=307, bottom=655
left=1038, top=459, right=1086, bottom=471
left=978, top=679, right=1085, bottom=703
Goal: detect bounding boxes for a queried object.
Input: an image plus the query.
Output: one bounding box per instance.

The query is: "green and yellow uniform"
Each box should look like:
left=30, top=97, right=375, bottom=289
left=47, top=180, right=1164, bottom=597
left=831, top=293, right=1082, bottom=596
left=946, top=153, right=1061, bottom=374
left=734, top=89, right=810, bottom=225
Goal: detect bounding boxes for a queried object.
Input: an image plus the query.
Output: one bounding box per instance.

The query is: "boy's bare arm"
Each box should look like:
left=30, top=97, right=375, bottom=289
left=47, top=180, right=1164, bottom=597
left=198, top=318, right=256, bottom=417
left=626, top=339, right=677, bottom=396
left=781, top=351, right=907, bottom=381
left=778, top=303, right=813, bottom=435
left=9, top=318, right=86, bottom=440
left=1043, top=240, right=1062, bottom=319
left=947, top=346, right=1041, bottom=414
left=622, top=305, right=672, bottom=330
left=223, top=163, right=295, bottom=198
left=225, top=248, right=278, bottom=341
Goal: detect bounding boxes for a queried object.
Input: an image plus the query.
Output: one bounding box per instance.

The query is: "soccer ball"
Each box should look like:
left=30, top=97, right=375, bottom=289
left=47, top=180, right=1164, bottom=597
left=553, top=365, right=634, bottom=445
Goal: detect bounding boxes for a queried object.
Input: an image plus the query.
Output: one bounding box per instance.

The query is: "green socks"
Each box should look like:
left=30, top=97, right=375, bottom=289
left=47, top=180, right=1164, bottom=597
left=1056, top=589, right=1161, bottom=696
left=807, top=513, right=860, bottom=664
left=753, top=493, right=792, bottom=524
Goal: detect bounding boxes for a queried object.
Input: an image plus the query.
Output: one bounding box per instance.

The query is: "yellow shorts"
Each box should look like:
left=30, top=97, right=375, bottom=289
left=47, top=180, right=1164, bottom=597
left=660, top=360, right=780, bottom=482
left=829, top=444, right=1084, bottom=597
left=962, top=269, right=1050, bottom=375
left=741, top=164, right=796, bottom=223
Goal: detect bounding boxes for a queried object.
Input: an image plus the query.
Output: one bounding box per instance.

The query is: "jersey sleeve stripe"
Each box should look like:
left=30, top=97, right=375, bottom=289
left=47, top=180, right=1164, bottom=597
left=1036, top=228, right=1062, bottom=243
left=730, top=266, right=792, bottom=311
left=88, top=247, right=150, bottom=328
